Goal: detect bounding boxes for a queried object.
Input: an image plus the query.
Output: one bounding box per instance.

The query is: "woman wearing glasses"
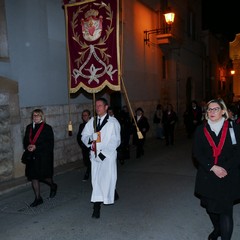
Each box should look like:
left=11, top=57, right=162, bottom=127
left=23, top=109, right=57, bottom=207
left=193, top=99, right=240, bottom=240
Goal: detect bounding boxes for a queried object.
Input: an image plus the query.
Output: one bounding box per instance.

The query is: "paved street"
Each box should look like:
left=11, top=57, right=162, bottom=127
left=0, top=129, right=240, bottom=240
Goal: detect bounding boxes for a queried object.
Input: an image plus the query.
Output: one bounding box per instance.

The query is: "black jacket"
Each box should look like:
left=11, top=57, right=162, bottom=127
left=23, top=122, right=54, bottom=180
left=193, top=120, right=240, bottom=201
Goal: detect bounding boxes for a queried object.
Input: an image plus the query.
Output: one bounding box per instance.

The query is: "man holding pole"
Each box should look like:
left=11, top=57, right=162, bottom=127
left=81, top=97, right=121, bottom=219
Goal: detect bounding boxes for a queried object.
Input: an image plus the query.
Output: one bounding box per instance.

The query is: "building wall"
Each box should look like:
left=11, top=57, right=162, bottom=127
left=0, top=0, right=206, bottom=183
left=230, top=34, right=240, bottom=101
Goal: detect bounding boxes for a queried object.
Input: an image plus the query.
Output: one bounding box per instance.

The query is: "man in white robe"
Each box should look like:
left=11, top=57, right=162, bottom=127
left=81, top=97, right=121, bottom=218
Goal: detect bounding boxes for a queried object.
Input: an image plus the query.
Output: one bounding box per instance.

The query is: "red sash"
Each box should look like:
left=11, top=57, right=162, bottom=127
left=29, top=122, right=44, bottom=144
left=204, top=120, right=228, bottom=165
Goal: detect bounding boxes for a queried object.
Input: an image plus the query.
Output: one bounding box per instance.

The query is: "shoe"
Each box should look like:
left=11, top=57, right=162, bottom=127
left=30, top=197, right=43, bottom=207
left=92, top=202, right=101, bottom=219
left=49, top=183, right=58, bottom=198
left=82, top=173, right=89, bottom=182
left=208, top=230, right=220, bottom=240
left=92, top=209, right=100, bottom=219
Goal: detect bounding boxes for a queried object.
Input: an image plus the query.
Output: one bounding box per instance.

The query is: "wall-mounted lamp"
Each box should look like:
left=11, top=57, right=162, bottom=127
left=231, top=70, right=235, bottom=75
left=144, top=8, right=175, bottom=45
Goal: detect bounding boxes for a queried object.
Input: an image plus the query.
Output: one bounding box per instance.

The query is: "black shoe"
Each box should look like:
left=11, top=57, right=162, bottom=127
left=208, top=230, right=220, bottom=240
left=82, top=173, right=89, bottom=182
left=92, top=202, right=101, bottom=219
left=49, top=183, right=58, bottom=198
left=30, top=197, right=43, bottom=207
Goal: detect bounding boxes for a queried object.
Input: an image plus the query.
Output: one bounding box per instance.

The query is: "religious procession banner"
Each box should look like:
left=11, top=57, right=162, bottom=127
left=63, top=0, right=121, bottom=94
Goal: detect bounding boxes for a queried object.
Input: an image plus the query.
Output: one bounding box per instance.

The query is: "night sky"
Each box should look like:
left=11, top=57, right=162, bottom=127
left=202, top=0, right=240, bottom=41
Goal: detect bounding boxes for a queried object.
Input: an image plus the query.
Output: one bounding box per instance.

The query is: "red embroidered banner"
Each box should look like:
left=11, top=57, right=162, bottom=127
left=63, top=0, right=121, bottom=93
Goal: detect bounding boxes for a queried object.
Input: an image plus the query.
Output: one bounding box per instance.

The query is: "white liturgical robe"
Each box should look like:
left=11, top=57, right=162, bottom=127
left=81, top=115, right=121, bottom=204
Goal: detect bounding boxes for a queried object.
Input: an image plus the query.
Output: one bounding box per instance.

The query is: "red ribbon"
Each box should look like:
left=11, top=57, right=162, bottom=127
left=204, top=120, right=228, bottom=165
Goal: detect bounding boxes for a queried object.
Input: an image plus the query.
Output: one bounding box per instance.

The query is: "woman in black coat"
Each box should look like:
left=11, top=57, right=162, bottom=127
left=193, top=99, right=240, bottom=240
left=162, top=103, right=178, bottom=146
left=23, top=109, right=57, bottom=207
left=132, top=107, right=150, bottom=158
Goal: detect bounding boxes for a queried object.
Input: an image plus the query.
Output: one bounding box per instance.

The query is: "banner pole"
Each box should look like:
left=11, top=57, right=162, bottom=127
left=121, top=76, right=143, bottom=139
left=92, top=92, right=97, bottom=157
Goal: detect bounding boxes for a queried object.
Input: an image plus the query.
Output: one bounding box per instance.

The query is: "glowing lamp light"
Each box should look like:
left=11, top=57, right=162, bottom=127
left=164, top=12, right=175, bottom=25
left=144, top=7, right=175, bottom=45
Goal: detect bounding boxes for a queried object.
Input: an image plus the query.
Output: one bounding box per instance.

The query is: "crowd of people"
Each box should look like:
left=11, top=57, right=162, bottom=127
left=21, top=98, right=240, bottom=240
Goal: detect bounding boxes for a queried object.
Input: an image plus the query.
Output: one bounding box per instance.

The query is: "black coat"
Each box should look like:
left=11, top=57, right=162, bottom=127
left=193, top=121, right=240, bottom=202
left=77, top=122, right=88, bottom=149
left=132, top=115, right=150, bottom=144
left=23, top=122, right=54, bottom=180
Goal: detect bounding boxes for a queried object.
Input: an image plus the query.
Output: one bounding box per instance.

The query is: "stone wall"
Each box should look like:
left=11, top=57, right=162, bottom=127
left=0, top=77, right=21, bottom=181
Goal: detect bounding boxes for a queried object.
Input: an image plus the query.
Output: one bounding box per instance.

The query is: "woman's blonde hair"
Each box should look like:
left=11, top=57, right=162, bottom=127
left=31, top=109, right=45, bottom=122
left=205, top=98, right=229, bottom=120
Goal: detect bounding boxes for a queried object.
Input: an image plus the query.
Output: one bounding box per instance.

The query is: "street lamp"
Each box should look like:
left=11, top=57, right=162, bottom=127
left=144, top=8, right=175, bottom=45
left=164, top=10, right=175, bottom=25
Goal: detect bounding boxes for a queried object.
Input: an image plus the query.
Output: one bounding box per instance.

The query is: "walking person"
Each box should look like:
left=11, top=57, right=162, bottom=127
left=118, top=105, right=132, bottom=164
left=22, top=109, right=57, bottom=207
left=132, top=107, right=150, bottom=158
left=162, top=103, right=178, bottom=146
left=193, top=99, right=240, bottom=240
left=81, top=97, right=121, bottom=219
left=184, top=100, right=202, bottom=138
left=77, top=109, right=91, bottom=181
left=153, top=104, right=164, bottom=139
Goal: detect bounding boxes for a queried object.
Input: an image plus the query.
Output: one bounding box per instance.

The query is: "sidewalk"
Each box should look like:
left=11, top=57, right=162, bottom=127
left=0, top=129, right=240, bottom=240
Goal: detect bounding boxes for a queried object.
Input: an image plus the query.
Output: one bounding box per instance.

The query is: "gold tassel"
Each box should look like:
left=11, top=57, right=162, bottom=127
left=137, top=129, right=144, bottom=139
left=68, top=120, right=73, bottom=136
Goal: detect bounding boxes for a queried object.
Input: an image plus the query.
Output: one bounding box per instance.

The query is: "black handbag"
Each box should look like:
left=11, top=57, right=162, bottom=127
left=21, top=150, right=34, bottom=164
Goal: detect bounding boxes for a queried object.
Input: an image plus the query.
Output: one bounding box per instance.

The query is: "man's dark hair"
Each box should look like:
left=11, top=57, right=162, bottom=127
left=97, top=97, right=108, bottom=106
left=82, top=109, right=91, bottom=116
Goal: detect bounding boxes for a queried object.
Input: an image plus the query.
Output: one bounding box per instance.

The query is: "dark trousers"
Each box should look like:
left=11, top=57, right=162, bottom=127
left=82, top=147, right=91, bottom=174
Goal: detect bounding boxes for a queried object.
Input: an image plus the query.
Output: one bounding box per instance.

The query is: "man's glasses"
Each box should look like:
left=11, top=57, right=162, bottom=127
left=207, top=107, right=221, bottom=113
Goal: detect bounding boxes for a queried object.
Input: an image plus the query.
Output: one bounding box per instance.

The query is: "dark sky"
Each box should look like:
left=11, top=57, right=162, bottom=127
left=202, top=0, right=240, bottom=41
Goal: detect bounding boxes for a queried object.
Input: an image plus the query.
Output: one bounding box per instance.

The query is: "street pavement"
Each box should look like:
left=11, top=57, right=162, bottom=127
left=0, top=129, right=240, bottom=240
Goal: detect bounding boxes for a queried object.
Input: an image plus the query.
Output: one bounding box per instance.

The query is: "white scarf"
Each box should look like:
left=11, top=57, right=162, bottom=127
left=207, top=117, right=225, bottom=136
